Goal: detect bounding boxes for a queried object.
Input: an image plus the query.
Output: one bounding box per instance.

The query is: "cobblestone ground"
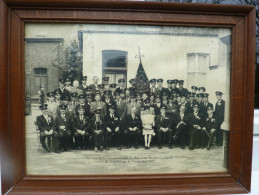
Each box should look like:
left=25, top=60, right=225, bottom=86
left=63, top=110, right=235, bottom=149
left=26, top=107, right=227, bottom=175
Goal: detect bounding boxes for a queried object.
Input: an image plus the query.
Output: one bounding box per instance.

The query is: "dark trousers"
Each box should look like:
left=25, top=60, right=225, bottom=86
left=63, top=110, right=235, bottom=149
left=200, top=129, right=216, bottom=148
left=93, top=131, right=104, bottom=147
left=189, top=128, right=201, bottom=148
left=58, top=130, right=72, bottom=150
left=40, top=131, right=59, bottom=150
left=157, top=129, right=173, bottom=146
left=124, top=129, right=141, bottom=147
left=175, top=124, right=189, bottom=147
left=74, top=131, right=89, bottom=149
left=104, top=130, right=122, bottom=147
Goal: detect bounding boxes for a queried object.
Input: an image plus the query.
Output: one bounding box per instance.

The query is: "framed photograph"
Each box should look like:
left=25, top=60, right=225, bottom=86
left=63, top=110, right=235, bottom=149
left=0, top=0, right=255, bottom=194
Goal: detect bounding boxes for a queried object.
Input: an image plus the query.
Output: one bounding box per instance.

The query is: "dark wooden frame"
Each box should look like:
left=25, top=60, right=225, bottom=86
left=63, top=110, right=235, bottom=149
left=0, top=0, right=255, bottom=194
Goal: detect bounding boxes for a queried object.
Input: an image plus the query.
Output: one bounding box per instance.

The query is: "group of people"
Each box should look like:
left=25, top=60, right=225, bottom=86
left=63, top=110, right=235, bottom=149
left=36, top=76, right=225, bottom=154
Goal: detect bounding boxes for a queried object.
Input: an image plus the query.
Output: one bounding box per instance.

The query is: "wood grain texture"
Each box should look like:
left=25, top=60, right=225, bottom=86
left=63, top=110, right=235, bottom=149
left=0, top=1, right=255, bottom=194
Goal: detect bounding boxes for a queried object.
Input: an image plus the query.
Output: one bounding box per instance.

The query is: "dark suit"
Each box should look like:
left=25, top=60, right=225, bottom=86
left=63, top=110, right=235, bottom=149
left=124, top=114, right=142, bottom=147
left=214, top=99, right=225, bottom=146
left=115, top=99, right=127, bottom=119
left=54, top=114, right=73, bottom=151
left=178, top=87, right=189, bottom=96
left=172, top=112, right=189, bottom=147
left=155, top=87, right=166, bottom=97
left=55, top=87, right=70, bottom=101
left=104, top=113, right=122, bottom=147
left=36, top=114, right=59, bottom=150
left=90, top=101, right=107, bottom=118
left=89, top=116, right=105, bottom=148
left=154, top=103, right=163, bottom=115
left=73, top=115, right=90, bottom=149
left=200, top=101, right=213, bottom=117
left=155, top=114, right=173, bottom=147
left=188, top=112, right=204, bottom=149
left=201, top=114, right=219, bottom=149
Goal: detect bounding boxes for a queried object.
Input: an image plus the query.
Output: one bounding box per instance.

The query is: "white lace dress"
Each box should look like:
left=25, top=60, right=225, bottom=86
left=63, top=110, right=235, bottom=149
left=141, top=114, right=155, bottom=136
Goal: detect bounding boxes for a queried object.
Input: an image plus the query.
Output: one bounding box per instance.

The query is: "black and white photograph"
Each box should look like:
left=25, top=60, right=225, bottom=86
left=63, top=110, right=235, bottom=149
left=25, top=23, right=231, bottom=175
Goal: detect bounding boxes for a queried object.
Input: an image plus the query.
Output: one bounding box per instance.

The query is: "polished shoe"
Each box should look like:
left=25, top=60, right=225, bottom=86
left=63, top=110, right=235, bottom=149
left=117, top=146, right=121, bottom=150
left=180, top=145, right=186, bottom=150
left=168, top=145, right=173, bottom=149
left=54, top=149, right=61, bottom=154
left=145, top=146, right=148, bottom=150
left=134, top=145, right=139, bottom=149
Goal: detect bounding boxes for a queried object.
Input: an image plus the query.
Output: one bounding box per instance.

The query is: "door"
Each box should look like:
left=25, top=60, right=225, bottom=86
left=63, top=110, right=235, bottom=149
left=32, top=68, right=48, bottom=98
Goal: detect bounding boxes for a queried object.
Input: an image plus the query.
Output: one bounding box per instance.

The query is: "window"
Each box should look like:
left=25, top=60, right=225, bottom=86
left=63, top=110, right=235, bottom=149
left=102, top=50, right=128, bottom=84
left=187, top=53, right=210, bottom=89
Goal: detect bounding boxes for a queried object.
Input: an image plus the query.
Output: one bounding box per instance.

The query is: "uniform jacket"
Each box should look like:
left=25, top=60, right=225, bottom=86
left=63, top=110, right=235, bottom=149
left=73, top=114, right=90, bottom=133
left=115, top=98, right=127, bottom=119
left=155, top=114, right=171, bottom=129
left=124, top=114, right=142, bottom=130
left=55, top=87, right=70, bottom=101
left=172, top=112, right=189, bottom=128
left=36, top=114, right=55, bottom=132
left=126, top=101, right=141, bottom=116
left=105, top=113, right=121, bottom=132
left=90, top=101, right=107, bottom=118
left=214, top=99, right=225, bottom=124
left=54, top=114, right=73, bottom=131
left=89, top=116, right=105, bottom=132
left=202, top=114, right=218, bottom=131
left=187, top=112, right=204, bottom=128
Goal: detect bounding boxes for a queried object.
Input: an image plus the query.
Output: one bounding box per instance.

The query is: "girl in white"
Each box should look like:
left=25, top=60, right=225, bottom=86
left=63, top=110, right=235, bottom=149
left=141, top=106, right=155, bottom=149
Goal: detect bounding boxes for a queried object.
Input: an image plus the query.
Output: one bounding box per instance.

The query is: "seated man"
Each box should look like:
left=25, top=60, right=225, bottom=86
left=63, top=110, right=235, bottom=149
left=54, top=104, right=73, bottom=152
left=73, top=106, right=90, bottom=150
left=202, top=106, right=218, bottom=150
left=172, top=105, right=189, bottom=149
left=124, top=106, right=142, bottom=149
left=188, top=104, right=204, bottom=150
left=90, top=109, right=105, bottom=152
left=156, top=106, right=173, bottom=149
left=104, top=104, right=122, bottom=150
left=36, top=104, right=59, bottom=153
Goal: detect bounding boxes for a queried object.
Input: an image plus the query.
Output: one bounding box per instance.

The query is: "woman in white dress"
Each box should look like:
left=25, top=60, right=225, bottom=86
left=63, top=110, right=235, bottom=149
left=141, top=106, right=155, bottom=149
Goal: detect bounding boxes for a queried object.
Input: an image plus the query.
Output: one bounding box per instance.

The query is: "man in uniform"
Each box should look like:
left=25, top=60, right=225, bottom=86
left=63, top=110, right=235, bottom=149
left=89, top=76, right=100, bottom=92
left=46, top=92, right=58, bottom=118
left=171, top=79, right=180, bottom=95
left=109, top=83, right=117, bottom=97
left=65, top=78, right=74, bottom=93
left=54, top=90, right=62, bottom=106
left=191, top=86, right=198, bottom=94
left=149, top=78, right=157, bottom=94
left=166, top=96, right=178, bottom=117
left=154, top=95, right=163, bottom=115
left=161, top=91, right=169, bottom=106
left=165, top=80, right=173, bottom=96
left=54, top=104, right=73, bottom=152
left=155, top=78, right=165, bottom=97
left=201, top=106, right=218, bottom=150
left=103, top=77, right=111, bottom=91
left=55, top=79, right=70, bottom=101
left=73, top=105, right=90, bottom=150
left=214, top=91, right=225, bottom=146
left=156, top=106, right=173, bottom=149
left=126, top=94, right=141, bottom=116
left=71, top=80, right=83, bottom=95
left=115, top=78, right=126, bottom=94
left=103, top=90, right=115, bottom=110
left=188, top=104, right=204, bottom=150
left=178, top=80, right=189, bottom=96
left=202, top=93, right=213, bottom=117
left=104, top=104, right=122, bottom=150
left=90, top=109, right=105, bottom=152
left=124, top=106, right=142, bottom=149
left=36, top=104, right=59, bottom=153
left=114, top=91, right=127, bottom=120
left=90, top=93, right=107, bottom=118
left=199, top=87, right=206, bottom=93
left=79, top=76, right=88, bottom=94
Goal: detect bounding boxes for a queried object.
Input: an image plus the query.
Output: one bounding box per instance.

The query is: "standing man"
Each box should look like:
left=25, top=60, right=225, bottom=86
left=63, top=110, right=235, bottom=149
left=104, top=104, right=122, bottom=150
left=178, top=80, right=189, bottom=96
left=171, top=79, right=180, bottom=95
left=128, top=78, right=136, bottom=95
left=90, top=109, right=105, bottom=152
left=103, top=77, right=111, bottom=91
left=115, top=78, right=126, bottom=94
left=214, top=91, right=225, bottom=146
left=90, top=93, right=107, bottom=118
left=203, top=93, right=213, bottom=117
left=65, top=78, right=74, bottom=93
left=155, top=78, right=165, bottom=97
left=114, top=92, right=127, bottom=120
left=126, top=94, right=141, bottom=116
left=55, top=79, right=70, bottom=101
left=73, top=106, right=90, bottom=150
left=38, top=85, right=45, bottom=107
left=79, top=76, right=88, bottom=94
left=156, top=106, right=173, bottom=149
left=149, top=79, right=157, bottom=94
left=47, top=92, right=58, bottom=118
left=89, top=76, right=99, bottom=92
left=54, top=104, right=73, bottom=152
left=191, top=86, right=198, bottom=94
left=165, top=80, right=173, bottom=96
left=124, top=106, right=142, bottom=149
left=36, top=104, right=59, bottom=153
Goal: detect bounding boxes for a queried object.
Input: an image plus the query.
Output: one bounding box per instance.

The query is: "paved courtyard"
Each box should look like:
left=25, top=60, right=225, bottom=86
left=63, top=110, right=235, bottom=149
left=26, top=107, right=227, bottom=175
